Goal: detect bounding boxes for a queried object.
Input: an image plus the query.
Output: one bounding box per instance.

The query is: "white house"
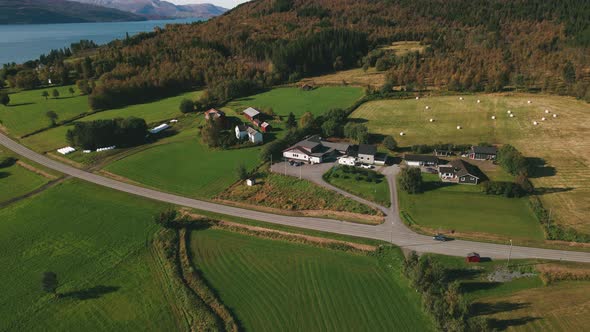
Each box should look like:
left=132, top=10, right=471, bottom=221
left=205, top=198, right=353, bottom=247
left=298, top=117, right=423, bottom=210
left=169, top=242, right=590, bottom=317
left=283, top=135, right=348, bottom=164
left=247, top=127, right=263, bottom=144
left=404, top=154, right=439, bottom=167
left=235, top=125, right=248, bottom=140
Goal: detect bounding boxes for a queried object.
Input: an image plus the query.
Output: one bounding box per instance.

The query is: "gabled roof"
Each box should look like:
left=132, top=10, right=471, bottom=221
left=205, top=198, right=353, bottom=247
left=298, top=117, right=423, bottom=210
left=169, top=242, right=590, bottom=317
left=247, top=127, right=260, bottom=135
left=358, top=144, right=377, bottom=156
left=471, top=146, right=497, bottom=154
left=444, top=159, right=480, bottom=179
left=404, top=154, right=438, bottom=163
left=243, top=107, right=260, bottom=118
left=261, top=122, right=271, bottom=128
left=236, top=124, right=248, bottom=131
left=322, top=141, right=351, bottom=152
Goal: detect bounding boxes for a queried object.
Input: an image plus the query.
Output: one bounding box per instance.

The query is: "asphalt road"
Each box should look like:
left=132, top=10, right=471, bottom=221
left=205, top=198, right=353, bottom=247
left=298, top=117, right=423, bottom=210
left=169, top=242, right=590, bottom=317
left=2, top=132, right=590, bottom=263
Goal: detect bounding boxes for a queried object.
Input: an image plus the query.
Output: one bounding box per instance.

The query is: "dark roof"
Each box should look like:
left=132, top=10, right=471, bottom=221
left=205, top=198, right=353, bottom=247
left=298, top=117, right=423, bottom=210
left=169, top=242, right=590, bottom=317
left=404, top=154, right=438, bottom=163
left=236, top=124, right=248, bottom=131
left=471, top=146, right=497, bottom=154
left=443, top=159, right=480, bottom=179
left=321, top=141, right=351, bottom=152
left=358, top=144, right=377, bottom=156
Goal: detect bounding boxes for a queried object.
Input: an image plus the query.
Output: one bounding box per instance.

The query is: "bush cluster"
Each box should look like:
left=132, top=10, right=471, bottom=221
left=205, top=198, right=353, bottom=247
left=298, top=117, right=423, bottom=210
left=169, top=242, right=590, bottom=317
left=481, top=181, right=525, bottom=198
left=398, top=250, right=492, bottom=332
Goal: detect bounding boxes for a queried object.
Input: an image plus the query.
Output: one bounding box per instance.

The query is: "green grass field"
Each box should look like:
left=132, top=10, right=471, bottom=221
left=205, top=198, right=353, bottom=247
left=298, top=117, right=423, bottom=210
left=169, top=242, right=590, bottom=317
left=105, top=139, right=261, bottom=198
left=351, top=93, right=590, bottom=234
left=0, top=160, right=48, bottom=202
left=399, top=174, right=544, bottom=241
left=20, top=91, right=202, bottom=152
left=0, top=85, right=88, bottom=137
left=189, top=228, right=433, bottom=332
left=324, top=166, right=391, bottom=207
left=226, top=86, right=364, bottom=118
left=0, top=180, right=178, bottom=331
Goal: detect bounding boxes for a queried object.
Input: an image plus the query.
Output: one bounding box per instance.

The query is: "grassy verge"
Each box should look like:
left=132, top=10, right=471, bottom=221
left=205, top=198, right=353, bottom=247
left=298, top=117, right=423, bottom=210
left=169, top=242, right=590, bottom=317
left=188, top=227, right=433, bottom=331
left=323, top=165, right=391, bottom=207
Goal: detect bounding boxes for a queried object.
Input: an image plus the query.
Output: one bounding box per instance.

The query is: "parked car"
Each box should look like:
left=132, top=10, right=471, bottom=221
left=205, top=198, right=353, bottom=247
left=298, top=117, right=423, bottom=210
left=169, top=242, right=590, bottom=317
left=433, top=234, right=447, bottom=242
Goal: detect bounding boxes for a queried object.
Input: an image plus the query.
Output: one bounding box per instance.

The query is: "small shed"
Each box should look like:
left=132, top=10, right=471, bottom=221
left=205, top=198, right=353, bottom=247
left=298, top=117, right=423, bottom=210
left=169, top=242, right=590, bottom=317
left=466, top=252, right=481, bottom=263
left=246, top=179, right=255, bottom=186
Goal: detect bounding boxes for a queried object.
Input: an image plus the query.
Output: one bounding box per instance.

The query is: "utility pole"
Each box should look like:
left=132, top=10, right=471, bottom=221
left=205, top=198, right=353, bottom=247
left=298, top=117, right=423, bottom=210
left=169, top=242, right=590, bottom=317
left=507, top=239, right=513, bottom=267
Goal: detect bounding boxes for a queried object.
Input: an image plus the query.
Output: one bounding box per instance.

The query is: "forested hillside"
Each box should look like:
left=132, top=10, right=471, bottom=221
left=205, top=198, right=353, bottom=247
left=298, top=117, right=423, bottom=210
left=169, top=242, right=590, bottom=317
left=2, top=0, right=589, bottom=109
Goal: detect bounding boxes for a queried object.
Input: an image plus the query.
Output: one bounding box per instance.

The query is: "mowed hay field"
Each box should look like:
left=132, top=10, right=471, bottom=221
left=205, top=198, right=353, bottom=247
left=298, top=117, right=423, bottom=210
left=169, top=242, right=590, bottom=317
left=21, top=90, right=202, bottom=152
left=475, top=281, right=590, bottom=331
left=0, top=180, right=178, bottom=331
left=351, top=94, right=590, bottom=233
left=105, top=139, right=261, bottom=198
left=0, top=85, right=88, bottom=137
left=189, top=228, right=433, bottom=332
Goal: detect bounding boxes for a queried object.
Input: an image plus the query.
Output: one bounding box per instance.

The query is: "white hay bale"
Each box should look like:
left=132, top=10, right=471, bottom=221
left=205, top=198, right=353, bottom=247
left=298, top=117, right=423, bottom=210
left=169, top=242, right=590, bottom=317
left=507, top=110, right=512, bottom=114
left=491, top=116, right=496, bottom=120
left=416, top=96, right=420, bottom=100
left=477, top=99, right=481, bottom=103
left=457, top=125, right=462, bottom=130
left=545, top=110, right=550, bottom=114
left=553, top=114, right=558, bottom=118
left=425, top=106, right=430, bottom=110
left=527, top=100, right=532, bottom=104
left=429, top=118, right=434, bottom=122
left=400, top=132, right=405, bottom=136
left=459, top=97, right=464, bottom=100
left=541, top=117, right=546, bottom=121
left=533, top=121, right=538, bottom=126
left=510, top=114, right=515, bottom=118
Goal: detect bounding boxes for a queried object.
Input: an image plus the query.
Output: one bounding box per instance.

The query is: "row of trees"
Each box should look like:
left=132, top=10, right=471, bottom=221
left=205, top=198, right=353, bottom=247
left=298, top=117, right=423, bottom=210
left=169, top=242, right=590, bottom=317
left=66, top=117, right=148, bottom=150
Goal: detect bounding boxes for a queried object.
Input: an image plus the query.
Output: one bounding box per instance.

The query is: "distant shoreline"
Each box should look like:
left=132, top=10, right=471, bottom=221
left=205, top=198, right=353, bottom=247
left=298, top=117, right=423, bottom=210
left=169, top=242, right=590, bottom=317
left=0, top=18, right=203, bottom=65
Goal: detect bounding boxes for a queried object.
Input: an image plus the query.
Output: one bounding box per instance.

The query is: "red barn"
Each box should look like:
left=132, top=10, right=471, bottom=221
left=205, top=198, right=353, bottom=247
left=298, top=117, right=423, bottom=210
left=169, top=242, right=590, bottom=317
left=243, top=107, right=261, bottom=121
left=260, top=122, right=271, bottom=133
left=466, top=252, right=481, bottom=263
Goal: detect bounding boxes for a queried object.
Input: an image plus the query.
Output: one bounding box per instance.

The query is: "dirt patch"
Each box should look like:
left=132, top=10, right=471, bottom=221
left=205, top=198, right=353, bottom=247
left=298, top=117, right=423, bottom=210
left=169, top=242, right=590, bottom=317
left=487, top=268, right=536, bottom=282
left=180, top=209, right=377, bottom=252
left=16, top=161, right=58, bottom=180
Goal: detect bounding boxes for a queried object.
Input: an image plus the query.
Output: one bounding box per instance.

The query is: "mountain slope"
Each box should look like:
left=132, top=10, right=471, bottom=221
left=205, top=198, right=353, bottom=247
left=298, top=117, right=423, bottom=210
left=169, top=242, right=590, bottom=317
left=72, top=0, right=228, bottom=19
left=0, top=0, right=145, bottom=24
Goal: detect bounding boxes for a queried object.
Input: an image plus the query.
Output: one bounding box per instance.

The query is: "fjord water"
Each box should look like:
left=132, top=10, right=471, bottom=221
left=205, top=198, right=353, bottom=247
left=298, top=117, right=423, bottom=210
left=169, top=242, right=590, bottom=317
left=0, top=18, right=200, bottom=65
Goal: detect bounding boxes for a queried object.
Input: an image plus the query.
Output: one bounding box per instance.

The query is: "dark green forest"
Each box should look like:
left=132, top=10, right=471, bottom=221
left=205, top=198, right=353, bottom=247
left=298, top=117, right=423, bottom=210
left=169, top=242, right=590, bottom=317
left=1, top=0, right=589, bottom=109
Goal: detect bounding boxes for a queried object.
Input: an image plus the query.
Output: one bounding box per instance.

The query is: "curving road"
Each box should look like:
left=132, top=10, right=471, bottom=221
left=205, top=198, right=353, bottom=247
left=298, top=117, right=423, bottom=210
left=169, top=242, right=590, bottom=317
left=2, top=132, right=590, bottom=263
